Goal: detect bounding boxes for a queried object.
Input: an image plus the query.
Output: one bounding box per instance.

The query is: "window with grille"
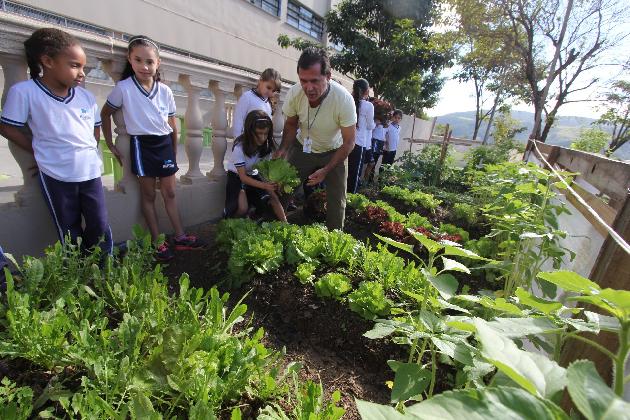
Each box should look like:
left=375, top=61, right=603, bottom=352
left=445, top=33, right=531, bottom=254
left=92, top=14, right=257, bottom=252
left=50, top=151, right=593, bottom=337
left=287, top=1, right=324, bottom=40
left=248, top=0, right=281, bottom=16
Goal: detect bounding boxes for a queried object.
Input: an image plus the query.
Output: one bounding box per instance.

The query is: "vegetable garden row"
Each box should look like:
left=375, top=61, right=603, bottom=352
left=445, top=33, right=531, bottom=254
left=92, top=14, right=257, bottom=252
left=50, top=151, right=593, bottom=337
left=1, top=146, right=629, bottom=419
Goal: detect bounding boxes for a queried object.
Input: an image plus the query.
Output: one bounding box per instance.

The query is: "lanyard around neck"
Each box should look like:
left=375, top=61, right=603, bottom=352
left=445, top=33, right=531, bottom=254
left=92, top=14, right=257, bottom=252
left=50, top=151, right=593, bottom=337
left=306, top=83, right=331, bottom=139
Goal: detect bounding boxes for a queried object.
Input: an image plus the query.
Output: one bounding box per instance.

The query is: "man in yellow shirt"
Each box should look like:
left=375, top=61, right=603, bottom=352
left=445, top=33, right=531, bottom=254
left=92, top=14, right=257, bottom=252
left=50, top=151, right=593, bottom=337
left=276, top=47, right=357, bottom=230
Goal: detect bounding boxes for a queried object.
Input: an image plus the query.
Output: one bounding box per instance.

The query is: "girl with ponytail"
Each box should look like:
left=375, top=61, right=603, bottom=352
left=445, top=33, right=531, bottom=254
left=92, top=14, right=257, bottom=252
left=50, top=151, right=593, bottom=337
left=346, top=78, right=375, bottom=193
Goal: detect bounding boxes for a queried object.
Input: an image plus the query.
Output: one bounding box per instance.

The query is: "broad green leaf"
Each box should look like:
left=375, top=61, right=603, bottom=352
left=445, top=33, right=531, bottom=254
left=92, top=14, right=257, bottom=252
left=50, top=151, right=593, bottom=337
left=427, top=273, right=459, bottom=300
left=364, top=322, right=397, bottom=340
left=387, top=362, right=431, bottom=403
left=374, top=234, right=415, bottom=255
left=431, top=337, right=474, bottom=365
left=474, top=319, right=567, bottom=398
left=479, top=297, right=523, bottom=315
left=436, top=298, right=471, bottom=314
left=441, top=257, right=470, bottom=274
left=130, top=392, right=161, bottom=420
left=487, top=317, right=560, bottom=338
left=442, top=244, right=489, bottom=261
left=537, top=271, right=600, bottom=294
left=231, top=407, right=242, bottom=420
left=446, top=320, right=476, bottom=333
left=356, top=387, right=569, bottom=420
left=515, top=288, right=562, bottom=314
left=569, top=289, right=630, bottom=321
left=410, top=231, right=443, bottom=254
left=583, top=311, right=621, bottom=333
left=355, top=399, right=408, bottom=419
left=567, top=360, right=630, bottom=420
left=520, top=232, right=553, bottom=240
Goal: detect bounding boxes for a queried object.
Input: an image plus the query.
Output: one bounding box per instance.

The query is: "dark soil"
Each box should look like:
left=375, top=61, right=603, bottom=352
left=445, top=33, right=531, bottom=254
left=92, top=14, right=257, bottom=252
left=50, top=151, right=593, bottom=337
left=163, top=222, right=405, bottom=419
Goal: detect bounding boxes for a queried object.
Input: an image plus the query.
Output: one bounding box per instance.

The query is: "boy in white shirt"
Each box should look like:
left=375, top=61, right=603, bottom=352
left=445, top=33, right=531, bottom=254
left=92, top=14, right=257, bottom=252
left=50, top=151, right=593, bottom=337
left=383, top=109, right=403, bottom=166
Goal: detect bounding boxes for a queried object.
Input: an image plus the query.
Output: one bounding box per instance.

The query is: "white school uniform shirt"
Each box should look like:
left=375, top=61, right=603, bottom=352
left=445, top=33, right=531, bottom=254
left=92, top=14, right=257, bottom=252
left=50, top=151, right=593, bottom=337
left=1, top=79, right=102, bottom=182
left=372, top=123, right=385, bottom=141
left=232, top=89, right=272, bottom=138
left=227, top=141, right=270, bottom=175
left=106, top=75, right=175, bottom=136
left=355, top=99, right=376, bottom=148
left=385, top=122, right=401, bottom=151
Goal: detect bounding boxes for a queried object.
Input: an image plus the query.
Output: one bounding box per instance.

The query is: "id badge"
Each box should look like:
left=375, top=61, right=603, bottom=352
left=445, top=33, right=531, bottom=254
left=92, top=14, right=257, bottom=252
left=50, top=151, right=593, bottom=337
left=303, top=137, right=313, bottom=154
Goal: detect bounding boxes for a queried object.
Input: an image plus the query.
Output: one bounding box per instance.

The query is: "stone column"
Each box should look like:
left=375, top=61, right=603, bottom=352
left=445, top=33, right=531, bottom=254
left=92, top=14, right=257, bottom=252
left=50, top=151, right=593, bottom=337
left=0, top=54, right=35, bottom=202
left=178, top=74, right=207, bottom=184
left=101, top=59, right=135, bottom=193
left=227, top=84, right=244, bottom=139
left=272, top=92, right=285, bottom=147
left=207, top=80, right=233, bottom=180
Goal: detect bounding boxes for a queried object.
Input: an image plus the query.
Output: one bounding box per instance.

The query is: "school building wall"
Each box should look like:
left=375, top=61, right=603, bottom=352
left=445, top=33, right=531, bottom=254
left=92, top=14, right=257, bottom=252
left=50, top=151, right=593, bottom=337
left=19, top=0, right=343, bottom=84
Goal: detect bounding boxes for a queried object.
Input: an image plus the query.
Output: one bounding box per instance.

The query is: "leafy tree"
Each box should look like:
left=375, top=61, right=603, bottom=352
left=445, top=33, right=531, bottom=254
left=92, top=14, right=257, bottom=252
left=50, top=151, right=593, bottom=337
left=278, top=0, right=453, bottom=114
left=570, top=127, right=608, bottom=154
left=468, top=0, right=629, bottom=143
left=597, top=80, right=630, bottom=156
left=491, top=109, right=526, bottom=146
left=448, top=0, right=526, bottom=142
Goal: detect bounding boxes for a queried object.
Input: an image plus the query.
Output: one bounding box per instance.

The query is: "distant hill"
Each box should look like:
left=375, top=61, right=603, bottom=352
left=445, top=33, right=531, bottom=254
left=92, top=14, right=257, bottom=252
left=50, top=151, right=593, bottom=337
left=434, top=110, right=630, bottom=161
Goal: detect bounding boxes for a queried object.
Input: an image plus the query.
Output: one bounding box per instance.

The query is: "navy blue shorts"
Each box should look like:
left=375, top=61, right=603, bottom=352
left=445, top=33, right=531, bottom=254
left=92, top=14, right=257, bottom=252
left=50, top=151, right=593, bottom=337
left=38, top=172, right=113, bottom=254
left=131, top=134, right=178, bottom=178
left=371, top=139, right=385, bottom=162
left=224, top=171, right=270, bottom=217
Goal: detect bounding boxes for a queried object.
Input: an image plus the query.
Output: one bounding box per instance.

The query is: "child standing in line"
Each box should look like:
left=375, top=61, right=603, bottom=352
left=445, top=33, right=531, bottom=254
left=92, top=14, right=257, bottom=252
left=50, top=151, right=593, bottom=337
left=100, top=35, right=204, bottom=262
left=231, top=68, right=282, bottom=138
left=0, top=28, right=113, bottom=255
left=363, top=117, right=386, bottom=183
left=347, top=78, right=374, bottom=193
left=224, top=110, right=286, bottom=222
left=383, top=109, right=403, bottom=166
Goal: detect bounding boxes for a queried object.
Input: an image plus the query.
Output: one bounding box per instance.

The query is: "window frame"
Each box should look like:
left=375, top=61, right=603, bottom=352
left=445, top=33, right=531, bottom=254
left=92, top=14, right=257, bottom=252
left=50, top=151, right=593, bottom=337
left=246, top=0, right=281, bottom=17
left=286, top=1, right=325, bottom=40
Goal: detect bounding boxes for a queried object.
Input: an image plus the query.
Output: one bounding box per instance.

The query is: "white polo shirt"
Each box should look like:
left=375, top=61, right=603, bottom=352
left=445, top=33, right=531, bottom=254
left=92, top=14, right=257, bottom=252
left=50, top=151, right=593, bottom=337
left=282, top=80, right=356, bottom=153
left=385, top=122, right=401, bottom=151
left=356, top=99, right=375, bottom=148
left=372, top=123, right=385, bottom=141
left=232, top=89, right=272, bottom=138
left=1, top=79, right=102, bottom=182
left=106, top=76, right=175, bottom=136
left=227, top=141, right=270, bottom=175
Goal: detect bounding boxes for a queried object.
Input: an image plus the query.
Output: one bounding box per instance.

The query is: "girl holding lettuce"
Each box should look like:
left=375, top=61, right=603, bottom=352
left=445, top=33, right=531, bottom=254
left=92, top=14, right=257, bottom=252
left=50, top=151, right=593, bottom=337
left=224, top=110, right=287, bottom=222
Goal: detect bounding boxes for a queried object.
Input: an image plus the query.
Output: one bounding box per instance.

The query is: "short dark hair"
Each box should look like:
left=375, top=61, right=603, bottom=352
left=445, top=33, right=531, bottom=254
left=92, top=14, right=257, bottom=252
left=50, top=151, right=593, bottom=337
left=297, top=47, right=331, bottom=76
left=393, top=109, right=403, bottom=118
left=24, top=28, right=79, bottom=79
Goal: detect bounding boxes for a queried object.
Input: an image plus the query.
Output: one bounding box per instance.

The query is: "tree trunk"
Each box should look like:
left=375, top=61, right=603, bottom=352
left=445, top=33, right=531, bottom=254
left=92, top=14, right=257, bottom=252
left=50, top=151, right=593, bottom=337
left=482, top=91, right=502, bottom=145
left=540, top=109, right=558, bottom=143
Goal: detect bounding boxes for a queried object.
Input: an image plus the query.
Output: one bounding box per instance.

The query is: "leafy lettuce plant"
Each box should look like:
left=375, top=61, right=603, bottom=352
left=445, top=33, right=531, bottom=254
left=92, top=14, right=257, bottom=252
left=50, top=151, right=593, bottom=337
left=295, top=262, right=317, bottom=285
left=314, top=273, right=352, bottom=300
left=348, top=281, right=392, bottom=320
left=227, top=232, right=284, bottom=287
left=381, top=185, right=442, bottom=212
left=346, top=192, right=371, bottom=211
left=254, top=159, right=301, bottom=194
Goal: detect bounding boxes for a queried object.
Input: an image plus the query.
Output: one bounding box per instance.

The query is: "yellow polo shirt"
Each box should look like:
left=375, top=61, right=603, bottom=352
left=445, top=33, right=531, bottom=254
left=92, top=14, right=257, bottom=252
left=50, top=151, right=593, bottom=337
left=282, top=80, right=357, bottom=153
